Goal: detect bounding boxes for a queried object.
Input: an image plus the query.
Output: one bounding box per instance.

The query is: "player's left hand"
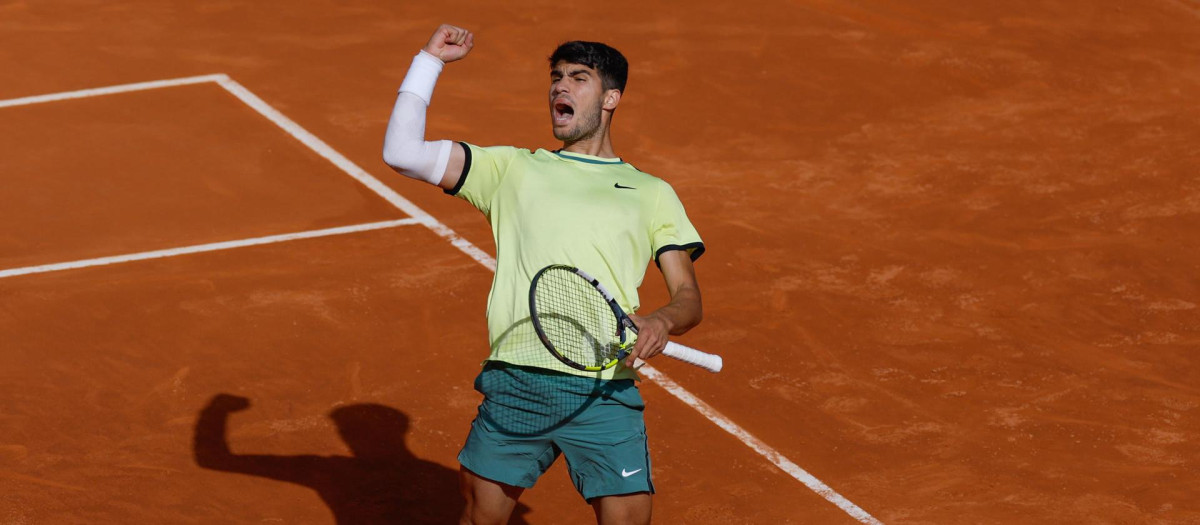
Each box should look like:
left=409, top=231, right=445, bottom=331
left=422, top=24, right=474, bottom=63
left=626, top=313, right=671, bottom=367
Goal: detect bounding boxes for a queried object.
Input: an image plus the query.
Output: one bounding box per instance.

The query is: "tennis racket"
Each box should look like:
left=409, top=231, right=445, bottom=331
left=529, top=264, right=723, bottom=373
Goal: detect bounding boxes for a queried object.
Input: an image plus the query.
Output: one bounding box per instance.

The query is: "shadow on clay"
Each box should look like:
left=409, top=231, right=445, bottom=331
left=193, top=393, right=531, bottom=524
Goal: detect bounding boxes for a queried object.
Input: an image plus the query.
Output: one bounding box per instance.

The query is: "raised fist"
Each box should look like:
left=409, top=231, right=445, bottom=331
left=422, top=24, right=474, bottom=63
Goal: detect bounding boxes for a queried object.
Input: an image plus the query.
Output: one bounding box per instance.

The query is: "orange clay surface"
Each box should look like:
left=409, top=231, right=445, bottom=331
left=2, top=1, right=1199, bottom=523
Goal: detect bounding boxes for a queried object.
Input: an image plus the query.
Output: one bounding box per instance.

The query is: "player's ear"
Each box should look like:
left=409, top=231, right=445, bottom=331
left=603, top=89, right=621, bottom=111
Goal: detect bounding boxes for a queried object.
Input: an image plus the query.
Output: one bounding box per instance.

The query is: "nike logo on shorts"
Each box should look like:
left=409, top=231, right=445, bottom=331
left=621, top=468, right=642, bottom=477
left=614, top=183, right=636, bottom=190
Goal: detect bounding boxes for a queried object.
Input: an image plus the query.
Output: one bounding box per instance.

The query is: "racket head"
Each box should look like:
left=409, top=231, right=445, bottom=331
left=529, top=265, right=630, bottom=372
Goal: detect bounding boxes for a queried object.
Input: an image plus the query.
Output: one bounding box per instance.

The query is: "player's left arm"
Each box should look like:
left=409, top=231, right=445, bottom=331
left=381, top=24, right=473, bottom=190
left=625, top=250, right=702, bottom=366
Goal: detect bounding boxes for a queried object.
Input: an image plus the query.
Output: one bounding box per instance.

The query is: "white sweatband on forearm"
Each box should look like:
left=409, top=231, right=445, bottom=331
left=398, top=50, right=443, bottom=106
left=382, top=51, right=452, bottom=186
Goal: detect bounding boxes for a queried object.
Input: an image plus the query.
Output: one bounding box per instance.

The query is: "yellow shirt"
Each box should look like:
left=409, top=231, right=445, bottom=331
left=449, top=144, right=704, bottom=379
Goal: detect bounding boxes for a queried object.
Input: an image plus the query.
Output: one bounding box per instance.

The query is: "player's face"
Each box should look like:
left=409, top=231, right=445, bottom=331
left=549, top=61, right=606, bottom=142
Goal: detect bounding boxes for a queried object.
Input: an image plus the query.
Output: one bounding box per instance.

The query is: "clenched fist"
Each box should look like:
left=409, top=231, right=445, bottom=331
left=202, top=393, right=251, bottom=413
left=423, top=24, right=474, bottom=63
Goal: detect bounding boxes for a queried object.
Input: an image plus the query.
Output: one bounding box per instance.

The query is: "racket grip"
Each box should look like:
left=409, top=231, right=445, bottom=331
left=662, top=342, right=723, bottom=373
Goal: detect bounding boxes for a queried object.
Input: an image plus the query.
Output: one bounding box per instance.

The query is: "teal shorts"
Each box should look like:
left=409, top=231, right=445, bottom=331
left=458, top=362, right=654, bottom=501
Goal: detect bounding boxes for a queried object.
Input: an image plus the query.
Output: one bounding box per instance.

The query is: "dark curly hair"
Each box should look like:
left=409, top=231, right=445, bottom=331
left=549, top=41, right=629, bottom=93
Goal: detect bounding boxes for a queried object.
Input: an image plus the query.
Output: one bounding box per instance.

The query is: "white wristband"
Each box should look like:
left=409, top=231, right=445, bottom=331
left=399, top=50, right=444, bottom=106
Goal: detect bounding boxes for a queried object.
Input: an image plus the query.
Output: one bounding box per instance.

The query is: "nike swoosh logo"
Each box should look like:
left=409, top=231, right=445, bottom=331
left=614, top=183, right=636, bottom=190
left=621, top=468, right=642, bottom=477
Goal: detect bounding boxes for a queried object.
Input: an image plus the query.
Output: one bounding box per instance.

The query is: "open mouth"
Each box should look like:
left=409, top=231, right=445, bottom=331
left=552, top=100, right=575, bottom=125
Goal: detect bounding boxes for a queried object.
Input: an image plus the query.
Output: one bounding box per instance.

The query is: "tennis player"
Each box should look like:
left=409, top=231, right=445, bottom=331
left=382, top=24, right=705, bottom=524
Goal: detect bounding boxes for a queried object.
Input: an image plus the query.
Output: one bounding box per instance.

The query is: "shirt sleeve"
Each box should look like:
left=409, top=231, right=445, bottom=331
left=445, top=143, right=524, bottom=216
left=649, top=180, right=705, bottom=266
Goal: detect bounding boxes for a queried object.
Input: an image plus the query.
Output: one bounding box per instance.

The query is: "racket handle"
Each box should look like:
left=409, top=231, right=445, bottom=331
left=662, top=342, right=723, bottom=373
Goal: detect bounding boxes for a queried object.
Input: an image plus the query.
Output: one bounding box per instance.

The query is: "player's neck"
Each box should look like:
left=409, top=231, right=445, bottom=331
left=560, top=124, right=617, bottom=159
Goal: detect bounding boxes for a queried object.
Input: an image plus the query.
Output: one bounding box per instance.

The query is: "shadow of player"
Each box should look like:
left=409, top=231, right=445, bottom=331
left=194, top=393, right=530, bottom=524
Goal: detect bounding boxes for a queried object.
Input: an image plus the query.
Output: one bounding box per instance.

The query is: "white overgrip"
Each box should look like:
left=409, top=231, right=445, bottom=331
left=662, top=342, right=723, bottom=373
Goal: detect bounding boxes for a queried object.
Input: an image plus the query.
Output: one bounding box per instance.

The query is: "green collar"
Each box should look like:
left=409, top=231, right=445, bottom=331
left=553, top=150, right=625, bottom=165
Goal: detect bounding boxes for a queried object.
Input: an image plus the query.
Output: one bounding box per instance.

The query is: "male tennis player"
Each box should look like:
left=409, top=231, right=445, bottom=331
left=382, top=24, right=704, bottom=524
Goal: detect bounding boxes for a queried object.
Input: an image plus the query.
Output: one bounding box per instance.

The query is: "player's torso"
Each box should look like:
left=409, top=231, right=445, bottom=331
left=478, top=149, right=664, bottom=379
left=489, top=149, right=657, bottom=305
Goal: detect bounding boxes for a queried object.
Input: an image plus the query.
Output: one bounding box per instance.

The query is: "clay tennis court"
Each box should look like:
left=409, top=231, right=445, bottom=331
left=3, top=1, right=1198, bottom=523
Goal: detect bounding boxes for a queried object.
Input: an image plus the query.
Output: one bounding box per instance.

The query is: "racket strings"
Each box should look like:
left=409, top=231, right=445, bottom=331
left=476, top=362, right=607, bottom=435
left=533, top=268, right=621, bottom=369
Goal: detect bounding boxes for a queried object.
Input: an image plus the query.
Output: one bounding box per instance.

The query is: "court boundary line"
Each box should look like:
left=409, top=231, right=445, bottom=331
left=0, top=219, right=421, bottom=279
left=0, top=74, right=226, bottom=109
left=0, top=76, right=881, bottom=523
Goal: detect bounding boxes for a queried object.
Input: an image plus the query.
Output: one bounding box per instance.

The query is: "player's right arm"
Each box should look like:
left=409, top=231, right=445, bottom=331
left=382, top=24, right=471, bottom=191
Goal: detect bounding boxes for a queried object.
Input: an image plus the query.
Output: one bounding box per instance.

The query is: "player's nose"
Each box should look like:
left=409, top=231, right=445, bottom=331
left=551, top=79, right=569, bottom=96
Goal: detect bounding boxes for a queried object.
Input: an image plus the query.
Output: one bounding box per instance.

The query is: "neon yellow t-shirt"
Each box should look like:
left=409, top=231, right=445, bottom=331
left=448, top=144, right=704, bottom=380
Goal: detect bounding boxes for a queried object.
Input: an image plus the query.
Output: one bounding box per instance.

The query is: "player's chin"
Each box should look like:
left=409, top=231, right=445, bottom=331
left=551, top=125, right=579, bottom=141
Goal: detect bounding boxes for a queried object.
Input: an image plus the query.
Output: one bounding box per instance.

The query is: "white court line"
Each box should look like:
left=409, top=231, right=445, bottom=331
left=0, top=219, right=420, bottom=279
left=0, top=76, right=881, bottom=523
left=0, top=74, right=226, bottom=108
left=641, top=366, right=883, bottom=524
left=210, top=75, right=497, bottom=271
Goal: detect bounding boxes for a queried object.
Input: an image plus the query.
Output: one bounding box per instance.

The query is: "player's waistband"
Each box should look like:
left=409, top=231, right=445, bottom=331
left=476, top=360, right=641, bottom=405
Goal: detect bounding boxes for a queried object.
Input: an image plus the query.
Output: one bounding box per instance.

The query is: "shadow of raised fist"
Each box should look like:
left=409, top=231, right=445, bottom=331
left=203, top=393, right=251, bottom=412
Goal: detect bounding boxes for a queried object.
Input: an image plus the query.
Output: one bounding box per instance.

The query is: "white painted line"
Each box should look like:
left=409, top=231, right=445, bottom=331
left=0, top=218, right=419, bottom=279
left=640, top=365, right=883, bottom=524
left=0, top=74, right=226, bottom=109
left=211, top=75, right=496, bottom=271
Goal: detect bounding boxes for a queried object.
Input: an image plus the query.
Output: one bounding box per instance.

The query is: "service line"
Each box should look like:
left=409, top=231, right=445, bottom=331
left=0, top=74, right=226, bottom=109
left=0, top=219, right=420, bottom=279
